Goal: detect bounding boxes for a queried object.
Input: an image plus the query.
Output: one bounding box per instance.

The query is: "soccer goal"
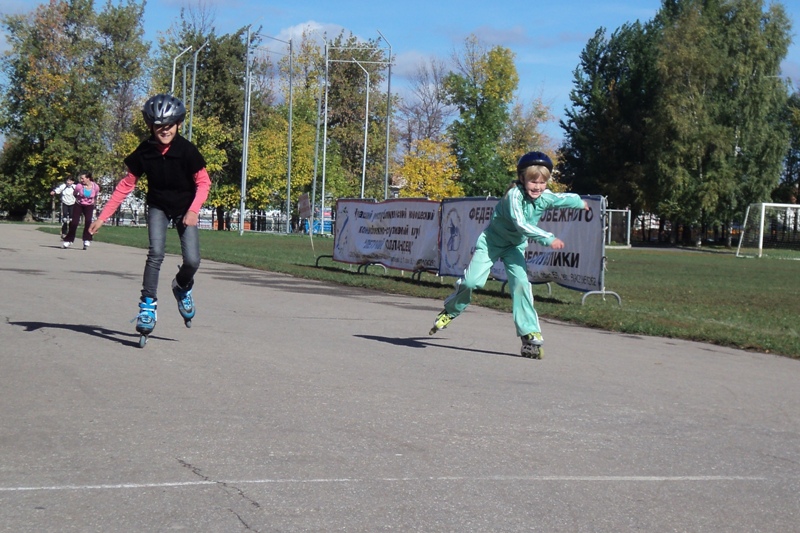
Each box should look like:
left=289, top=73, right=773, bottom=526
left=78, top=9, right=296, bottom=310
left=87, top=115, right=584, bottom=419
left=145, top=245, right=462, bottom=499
left=736, top=203, right=800, bottom=259
left=605, top=208, right=631, bottom=248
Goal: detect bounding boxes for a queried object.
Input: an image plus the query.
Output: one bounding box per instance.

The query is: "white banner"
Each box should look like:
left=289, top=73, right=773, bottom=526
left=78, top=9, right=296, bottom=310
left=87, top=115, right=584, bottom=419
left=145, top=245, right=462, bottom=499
left=333, top=199, right=441, bottom=272
left=439, top=196, right=605, bottom=292
left=439, top=197, right=497, bottom=276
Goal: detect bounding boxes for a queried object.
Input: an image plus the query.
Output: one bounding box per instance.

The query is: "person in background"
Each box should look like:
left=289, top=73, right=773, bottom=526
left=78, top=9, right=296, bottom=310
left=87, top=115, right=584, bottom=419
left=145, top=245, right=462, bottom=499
left=62, top=172, right=99, bottom=250
left=51, top=176, right=76, bottom=238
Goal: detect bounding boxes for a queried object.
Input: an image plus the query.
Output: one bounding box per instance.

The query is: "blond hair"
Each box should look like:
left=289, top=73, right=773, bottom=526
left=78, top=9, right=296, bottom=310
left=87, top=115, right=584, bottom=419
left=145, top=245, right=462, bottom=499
left=506, top=164, right=551, bottom=193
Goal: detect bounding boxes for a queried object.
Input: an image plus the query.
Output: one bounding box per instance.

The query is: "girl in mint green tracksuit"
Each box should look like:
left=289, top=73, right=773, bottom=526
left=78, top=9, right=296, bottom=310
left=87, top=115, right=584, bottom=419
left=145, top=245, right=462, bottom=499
left=429, top=151, right=588, bottom=359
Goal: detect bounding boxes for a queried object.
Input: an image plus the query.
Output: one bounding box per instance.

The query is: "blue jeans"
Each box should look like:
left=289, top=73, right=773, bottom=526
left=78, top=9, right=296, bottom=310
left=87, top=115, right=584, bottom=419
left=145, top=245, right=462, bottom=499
left=142, top=206, right=200, bottom=301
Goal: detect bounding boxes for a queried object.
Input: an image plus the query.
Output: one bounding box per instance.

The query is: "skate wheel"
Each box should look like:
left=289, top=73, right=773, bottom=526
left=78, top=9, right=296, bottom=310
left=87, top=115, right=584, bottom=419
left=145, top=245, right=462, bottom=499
left=138, top=334, right=148, bottom=348
left=185, top=320, right=192, bottom=328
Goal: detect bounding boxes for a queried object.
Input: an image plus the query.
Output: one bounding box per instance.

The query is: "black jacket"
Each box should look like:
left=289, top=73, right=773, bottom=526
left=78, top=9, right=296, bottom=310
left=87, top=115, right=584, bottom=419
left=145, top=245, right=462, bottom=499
left=124, top=134, right=206, bottom=217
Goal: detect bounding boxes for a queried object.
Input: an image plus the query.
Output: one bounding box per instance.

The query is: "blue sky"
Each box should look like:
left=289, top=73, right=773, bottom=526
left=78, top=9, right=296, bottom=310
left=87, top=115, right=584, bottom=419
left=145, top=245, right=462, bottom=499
left=2, top=0, right=799, bottom=143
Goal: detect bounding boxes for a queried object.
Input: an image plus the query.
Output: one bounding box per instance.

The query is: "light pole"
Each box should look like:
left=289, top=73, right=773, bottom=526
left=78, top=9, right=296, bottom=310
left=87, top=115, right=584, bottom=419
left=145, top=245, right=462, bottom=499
left=318, top=37, right=391, bottom=217
left=171, top=46, right=192, bottom=94
left=244, top=34, right=295, bottom=233
left=188, top=40, right=209, bottom=142
left=321, top=43, right=330, bottom=233
left=353, top=58, right=370, bottom=199
left=377, top=30, right=392, bottom=200
left=240, top=27, right=253, bottom=236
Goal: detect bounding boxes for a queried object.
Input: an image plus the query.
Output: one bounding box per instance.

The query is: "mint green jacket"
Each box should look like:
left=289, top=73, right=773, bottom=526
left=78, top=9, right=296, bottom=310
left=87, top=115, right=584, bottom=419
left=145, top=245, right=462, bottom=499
left=487, top=184, right=585, bottom=247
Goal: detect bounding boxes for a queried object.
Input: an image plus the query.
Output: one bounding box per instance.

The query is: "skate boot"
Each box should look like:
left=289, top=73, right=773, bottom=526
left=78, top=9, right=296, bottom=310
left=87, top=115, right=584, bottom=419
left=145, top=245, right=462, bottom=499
left=429, top=310, right=454, bottom=335
left=521, top=332, right=544, bottom=359
left=135, top=297, right=157, bottom=348
left=172, top=278, right=195, bottom=328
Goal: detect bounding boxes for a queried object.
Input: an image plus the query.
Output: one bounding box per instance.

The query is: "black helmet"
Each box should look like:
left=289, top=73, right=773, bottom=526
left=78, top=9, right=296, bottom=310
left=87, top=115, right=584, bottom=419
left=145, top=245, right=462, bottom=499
left=142, top=94, right=186, bottom=126
left=517, top=151, right=553, bottom=174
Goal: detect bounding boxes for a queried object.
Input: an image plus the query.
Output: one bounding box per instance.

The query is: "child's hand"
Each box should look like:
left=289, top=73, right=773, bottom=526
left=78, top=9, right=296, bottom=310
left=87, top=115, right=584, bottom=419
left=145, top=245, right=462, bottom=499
left=183, top=211, right=199, bottom=227
left=550, top=238, right=565, bottom=250
left=88, top=219, right=104, bottom=235
left=583, top=200, right=590, bottom=210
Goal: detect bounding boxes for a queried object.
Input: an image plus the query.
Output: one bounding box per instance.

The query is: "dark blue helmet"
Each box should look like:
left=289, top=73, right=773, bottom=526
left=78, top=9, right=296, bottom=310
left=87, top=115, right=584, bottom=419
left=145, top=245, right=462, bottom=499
left=517, top=151, right=553, bottom=174
left=142, top=94, right=186, bottom=126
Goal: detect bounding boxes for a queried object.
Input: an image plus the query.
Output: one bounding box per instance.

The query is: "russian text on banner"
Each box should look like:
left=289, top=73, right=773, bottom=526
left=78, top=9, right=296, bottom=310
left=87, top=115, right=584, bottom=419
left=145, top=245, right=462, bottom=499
left=333, top=198, right=441, bottom=272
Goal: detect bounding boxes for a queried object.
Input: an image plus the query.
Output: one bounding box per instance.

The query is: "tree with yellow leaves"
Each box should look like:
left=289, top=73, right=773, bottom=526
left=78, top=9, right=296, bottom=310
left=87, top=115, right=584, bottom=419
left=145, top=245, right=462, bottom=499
left=396, top=139, right=463, bottom=201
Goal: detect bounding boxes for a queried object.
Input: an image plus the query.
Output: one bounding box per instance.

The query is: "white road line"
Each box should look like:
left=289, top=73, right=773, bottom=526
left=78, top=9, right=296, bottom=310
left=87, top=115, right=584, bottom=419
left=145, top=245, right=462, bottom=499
left=0, top=475, right=768, bottom=492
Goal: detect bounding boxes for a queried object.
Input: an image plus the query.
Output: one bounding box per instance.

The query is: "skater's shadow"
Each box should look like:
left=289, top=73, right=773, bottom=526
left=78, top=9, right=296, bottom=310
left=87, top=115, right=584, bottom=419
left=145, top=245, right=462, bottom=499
left=7, top=320, right=176, bottom=348
left=354, top=335, right=512, bottom=358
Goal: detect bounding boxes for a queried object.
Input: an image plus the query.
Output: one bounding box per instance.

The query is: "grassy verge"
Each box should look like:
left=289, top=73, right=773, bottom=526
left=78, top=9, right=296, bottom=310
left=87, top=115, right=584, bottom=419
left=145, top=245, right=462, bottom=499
left=41, top=225, right=800, bottom=359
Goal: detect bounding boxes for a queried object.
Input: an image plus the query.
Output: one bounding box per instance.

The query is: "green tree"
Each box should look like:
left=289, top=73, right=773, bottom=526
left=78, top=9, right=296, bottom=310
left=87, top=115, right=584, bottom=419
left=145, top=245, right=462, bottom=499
left=0, top=0, right=147, bottom=216
left=559, top=22, right=659, bottom=217
left=444, top=35, right=519, bottom=196
left=653, top=0, right=791, bottom=244
left=774, top=90, right=800, bottom=202
left=94, top=0, right=149, bottom=179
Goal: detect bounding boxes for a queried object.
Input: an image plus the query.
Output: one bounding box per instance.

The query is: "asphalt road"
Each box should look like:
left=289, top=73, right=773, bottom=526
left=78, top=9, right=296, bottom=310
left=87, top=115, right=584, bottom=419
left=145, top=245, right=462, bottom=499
left=1, top=223, right=799, bottom=532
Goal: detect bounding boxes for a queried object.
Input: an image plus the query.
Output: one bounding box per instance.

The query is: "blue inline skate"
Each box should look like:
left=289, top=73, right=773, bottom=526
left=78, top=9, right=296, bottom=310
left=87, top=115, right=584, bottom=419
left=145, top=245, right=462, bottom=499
left=171, top=278, right=195, bottom=328
left=135, top=297, right=157, bottom=348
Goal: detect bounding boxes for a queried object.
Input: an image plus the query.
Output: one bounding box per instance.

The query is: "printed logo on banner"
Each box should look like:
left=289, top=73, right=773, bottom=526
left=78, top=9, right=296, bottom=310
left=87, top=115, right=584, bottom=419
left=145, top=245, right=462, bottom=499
left=335, top=207, right=350, bottom=251
left=442, top=207, right=462, bottom=271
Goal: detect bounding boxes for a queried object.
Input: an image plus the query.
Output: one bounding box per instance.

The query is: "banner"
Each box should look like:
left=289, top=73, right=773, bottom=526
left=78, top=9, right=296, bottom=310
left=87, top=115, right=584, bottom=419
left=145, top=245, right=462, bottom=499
left=495, top=195, right=604, bottom=291
left=333, top=199, right=441, bottom=272
left=438, top=196, right=605, bottom=292
left=438, top=197, right=497, bottom=277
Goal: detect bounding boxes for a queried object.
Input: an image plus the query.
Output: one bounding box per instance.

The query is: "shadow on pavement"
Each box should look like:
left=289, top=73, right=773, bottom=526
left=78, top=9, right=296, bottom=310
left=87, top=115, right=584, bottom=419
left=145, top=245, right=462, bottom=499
left=7, top=320, right=175, bottom=348
left=354, top=334, right=515, bottom=358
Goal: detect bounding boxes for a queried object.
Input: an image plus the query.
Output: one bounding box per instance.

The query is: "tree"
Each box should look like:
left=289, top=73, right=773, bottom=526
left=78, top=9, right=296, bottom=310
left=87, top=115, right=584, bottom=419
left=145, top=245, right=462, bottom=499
left=396, top=138, right=463, bottom=200
left=653, top=0, right=791, bottom=244
left=246, top=112, right=315, bottom=211
left=774, top=90, right=800, bottom=202
left=324, top=31, right=392, bottom=200
left=0, top=0, right=148, bottom=216
left=559, top=22, right=659, bottom=217
left=500, top=97, right=553, bottom=172
left=94, top=0, right=150, bottom=178
left=559, top=0, right=792, bottom=245
left=444, top=35, right=518, bottom=196
left=396, top=57, right=454, bottom=153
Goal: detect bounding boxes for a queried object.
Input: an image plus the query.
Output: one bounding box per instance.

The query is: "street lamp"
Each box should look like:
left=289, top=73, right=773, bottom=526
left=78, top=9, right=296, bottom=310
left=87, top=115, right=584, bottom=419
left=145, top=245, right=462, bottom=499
left=377, top=30, right=392, bottom=200
left=353, top=58, right=370, bottom=199
left=188, top=40, right=209, bottom=141
left=171, top=45, right=192, bottom=94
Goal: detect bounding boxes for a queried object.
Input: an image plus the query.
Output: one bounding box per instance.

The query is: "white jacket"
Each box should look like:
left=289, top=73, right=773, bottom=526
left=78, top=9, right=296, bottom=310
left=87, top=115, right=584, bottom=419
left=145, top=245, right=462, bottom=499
left=53, top=182, right=76, bottom=206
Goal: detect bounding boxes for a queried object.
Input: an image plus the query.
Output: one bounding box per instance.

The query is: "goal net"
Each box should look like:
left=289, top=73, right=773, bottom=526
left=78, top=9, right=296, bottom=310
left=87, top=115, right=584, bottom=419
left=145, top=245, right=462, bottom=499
left=605, top=208, right=631, bottom=248
left=736, top=203, right=800, bottom=259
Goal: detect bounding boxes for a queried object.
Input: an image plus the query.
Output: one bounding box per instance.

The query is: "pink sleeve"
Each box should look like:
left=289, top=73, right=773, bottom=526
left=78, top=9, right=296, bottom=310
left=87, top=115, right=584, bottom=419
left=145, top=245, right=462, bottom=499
left=188, top=168, right=211, bottom=214
left=98, top=171, right=138, bottom=222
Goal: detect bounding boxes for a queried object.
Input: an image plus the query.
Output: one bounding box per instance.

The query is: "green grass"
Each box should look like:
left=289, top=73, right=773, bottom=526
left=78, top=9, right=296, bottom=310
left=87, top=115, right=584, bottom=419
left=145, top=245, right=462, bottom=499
left=40, top=225, right=800, bottom=359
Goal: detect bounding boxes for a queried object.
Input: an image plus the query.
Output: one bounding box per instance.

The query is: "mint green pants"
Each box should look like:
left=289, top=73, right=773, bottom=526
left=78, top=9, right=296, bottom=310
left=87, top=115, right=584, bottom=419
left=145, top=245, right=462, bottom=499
left=443, top=232, right=540, bottom=337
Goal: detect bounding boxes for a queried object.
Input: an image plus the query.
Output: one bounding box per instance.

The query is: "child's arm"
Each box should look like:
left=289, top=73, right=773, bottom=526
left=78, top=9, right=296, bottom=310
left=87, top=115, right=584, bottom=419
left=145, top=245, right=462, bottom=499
left=183, top=168, right=211, bottom=226
left=89, top=171, right=138, bottom=234
left=537, top=194, right=589, bottom=248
